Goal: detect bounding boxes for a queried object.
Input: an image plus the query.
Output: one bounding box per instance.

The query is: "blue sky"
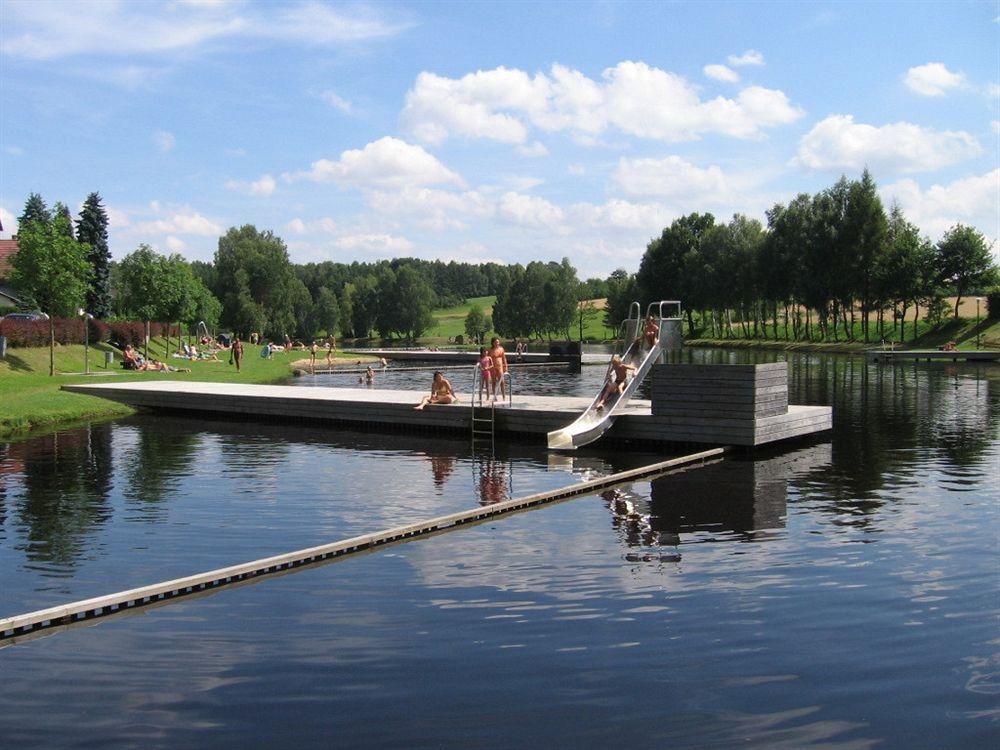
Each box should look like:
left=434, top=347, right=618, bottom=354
left=1, top=0, right=997, bottom=277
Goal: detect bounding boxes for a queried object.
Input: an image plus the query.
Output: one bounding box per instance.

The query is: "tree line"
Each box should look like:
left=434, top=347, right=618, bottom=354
left=625, top=170, right=996, bottom=342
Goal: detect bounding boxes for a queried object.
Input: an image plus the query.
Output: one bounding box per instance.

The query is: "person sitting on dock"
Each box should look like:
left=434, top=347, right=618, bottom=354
left=489, top=337, right=509, bottom=401
left=643, top=315, right=660, bottom=350
left=595, top=354, right=636, bottom=411
left=415, top=371, right=459, bottom=410
left=939, top=340, right=958, bottom=352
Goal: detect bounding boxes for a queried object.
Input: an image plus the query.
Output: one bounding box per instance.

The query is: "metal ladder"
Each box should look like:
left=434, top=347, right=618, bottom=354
left=470, top=365, right=513, bottom=448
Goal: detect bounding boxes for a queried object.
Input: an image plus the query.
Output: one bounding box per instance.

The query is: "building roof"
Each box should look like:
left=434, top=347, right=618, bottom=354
left=0, top=238, right=18, bottom=279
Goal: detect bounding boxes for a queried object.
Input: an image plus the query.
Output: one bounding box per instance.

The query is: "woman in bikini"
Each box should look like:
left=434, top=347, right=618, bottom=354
left=415, top=371, right=459, bottom=410
left=477, top=347, right=493, bottom=402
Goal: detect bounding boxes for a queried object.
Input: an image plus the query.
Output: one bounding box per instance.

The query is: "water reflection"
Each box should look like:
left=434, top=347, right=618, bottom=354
left=7, top=423, right=114, bottom=571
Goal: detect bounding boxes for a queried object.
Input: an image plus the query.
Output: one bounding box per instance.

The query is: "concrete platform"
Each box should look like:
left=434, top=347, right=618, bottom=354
left=61, top=380, right=831, bottom=447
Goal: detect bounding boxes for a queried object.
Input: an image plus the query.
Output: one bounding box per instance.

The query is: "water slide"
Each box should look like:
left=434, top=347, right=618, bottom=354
left=547, top=301, right=681, bottom=450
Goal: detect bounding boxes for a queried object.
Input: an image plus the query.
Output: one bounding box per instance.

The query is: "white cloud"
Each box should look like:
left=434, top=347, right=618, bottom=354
left=0, top=206, right=17, bottom=238
left=4, top=145, right=23, bottom=156
left=882, top=170, right=999, bottom=241
left=366, top=186, right=494, bottom=231
left=903, top=63, right=967, bottom=97
left=402, top=60, right=803, bottom=146
left=105, top=206, right=130, bottom=229
left=572, top=199, right=674, bottom=230
left=153, top=129, right=175, bottom=152
left=164, top=235, right=188, bottom=252
left=497, top=191, right=564, bottom=228
left=727, top=50, right=765, bottom=67
left=320, top=90, right=352, bottom=113
left=517, top=140, right=549, bottom=157
left=613, top=155, right=741, bottom=203
left=333, top=233, right=413, bottom=254
left=134, top=207, right=222, bottom=236
left=285, top=217, right=338, bottom=235
left=2, top=0, right=408, bottom=61
left=291, top=136, right=462, bottom=189
left=795, top=115, right=981, bottom=174
left=703, top=64, right=739, bottom=83
left=226, top=173, right=277, bottom=196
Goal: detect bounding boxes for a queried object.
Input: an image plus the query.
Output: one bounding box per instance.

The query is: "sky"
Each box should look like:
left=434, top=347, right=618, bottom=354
left=1, top=0, right=997, bottom=278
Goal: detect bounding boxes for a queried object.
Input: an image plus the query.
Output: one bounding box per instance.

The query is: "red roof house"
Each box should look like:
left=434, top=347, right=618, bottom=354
left=0, top=238, right=18, bottom=279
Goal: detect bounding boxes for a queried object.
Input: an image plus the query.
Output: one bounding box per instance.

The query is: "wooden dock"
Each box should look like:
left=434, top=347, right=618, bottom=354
left=61, top=378, right=831, bottom=447
left=866, top=349, right=1000, bottom=363
left=1, top=448, right=724, bottom=641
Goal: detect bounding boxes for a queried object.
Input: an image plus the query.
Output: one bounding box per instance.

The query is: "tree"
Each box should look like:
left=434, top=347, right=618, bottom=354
left=53, top=202, right=75, bottom=239
left=464, top=304, right=490, bottom=344
left=18, top=193, right=51, bottom=230
left=214, top=225, right=296, bottom=337
left=936, top=225, right=997, bottom=318
left=76, top=192, right=113, bottom=318
left=604, top=269, right=639, bottom=334
left=392, top=265, right=436, bottom=339
left=289, top=277, right=317, bottom=341
left=637, top=213, right=715, bottom=306
left=314, top=286, right=341, bottom=338
left=116, top=245, right=183, bottom=358
left=576, top=299, right=600, bottom=340
left=842, top=170, right=888, bottom=341
left=9, top=215, right=92, bottom=375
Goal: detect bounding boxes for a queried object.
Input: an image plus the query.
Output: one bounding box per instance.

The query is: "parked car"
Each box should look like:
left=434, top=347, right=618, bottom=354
left=2, top=311, right=49, bottom=321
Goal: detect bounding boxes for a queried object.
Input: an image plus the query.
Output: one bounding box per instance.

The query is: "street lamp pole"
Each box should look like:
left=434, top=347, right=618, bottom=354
left=78, top=309, right=94, bottom=374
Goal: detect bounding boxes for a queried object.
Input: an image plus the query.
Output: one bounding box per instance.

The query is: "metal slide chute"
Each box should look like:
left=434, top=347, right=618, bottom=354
left=547, top=301, right=681, bottom=450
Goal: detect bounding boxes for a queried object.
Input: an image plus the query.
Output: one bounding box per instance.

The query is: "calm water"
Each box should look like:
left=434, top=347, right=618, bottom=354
left=1, top=350, right=997, bottom=748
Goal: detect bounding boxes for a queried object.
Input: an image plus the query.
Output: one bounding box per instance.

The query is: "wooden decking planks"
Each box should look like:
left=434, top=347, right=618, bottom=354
left=60, top=380, right=831, bottom=446
left=0, top=448, right=725, bottom=641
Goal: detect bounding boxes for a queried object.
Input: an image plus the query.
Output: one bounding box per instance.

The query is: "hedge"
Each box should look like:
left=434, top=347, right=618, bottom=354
left=0, top=317, right=177, bottom=348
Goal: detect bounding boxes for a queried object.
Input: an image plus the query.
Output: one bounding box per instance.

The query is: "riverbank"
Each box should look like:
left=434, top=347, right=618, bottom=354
left=0, top=339, right=363, bottom=440
left=686, top=317, right=1000, bottom=355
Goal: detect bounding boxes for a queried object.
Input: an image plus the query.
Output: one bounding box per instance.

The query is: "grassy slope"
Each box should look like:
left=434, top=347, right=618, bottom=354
left=687, top=317, right=1000, bottom=352
left=0, top=337, right=313, bottom=439
left=421, top=295, right=613, bottom=344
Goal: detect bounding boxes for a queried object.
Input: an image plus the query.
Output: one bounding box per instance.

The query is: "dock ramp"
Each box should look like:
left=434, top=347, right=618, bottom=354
left=548, top=301, right=681, bottom=450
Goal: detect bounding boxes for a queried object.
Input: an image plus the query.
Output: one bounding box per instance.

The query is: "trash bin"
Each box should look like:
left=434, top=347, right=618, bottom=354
left=0, top=336, right=6, bottom=360
left=105, top=351, right=114, bottom=368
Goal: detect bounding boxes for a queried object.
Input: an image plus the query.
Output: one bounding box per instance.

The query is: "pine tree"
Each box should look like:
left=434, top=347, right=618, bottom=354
left=53, top=202, right=76, bottom=240
left=18, top=192, right=51, bottom=231
left=76, top=192, right=112, bottom=318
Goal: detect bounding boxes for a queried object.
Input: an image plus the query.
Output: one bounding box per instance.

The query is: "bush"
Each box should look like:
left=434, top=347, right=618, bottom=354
left=987, top=291, right=1000, bottom=320
left=0, top=317, right=164, bottom=348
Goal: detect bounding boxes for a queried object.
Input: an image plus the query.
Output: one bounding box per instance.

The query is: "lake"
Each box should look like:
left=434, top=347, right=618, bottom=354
left=1, top=349, right=997, bottom=748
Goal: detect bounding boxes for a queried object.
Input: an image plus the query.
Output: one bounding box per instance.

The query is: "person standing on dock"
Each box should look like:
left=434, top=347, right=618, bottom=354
left=489, top=337, right=509, bottom=401
left=643, top=315, right=660, bottom=350
left=309, top=340, right=318, bottom=372
left=326, top=341, right=335, bottom=368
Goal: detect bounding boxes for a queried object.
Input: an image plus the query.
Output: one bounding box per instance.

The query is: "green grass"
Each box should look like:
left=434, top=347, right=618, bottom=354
left=686, top=317, right=1000, bottom=353
left=422, top=295, right=495, bottom=341
left=0, top=337, right=303, bottom=440
left=420, top=295, right=614, bottom=344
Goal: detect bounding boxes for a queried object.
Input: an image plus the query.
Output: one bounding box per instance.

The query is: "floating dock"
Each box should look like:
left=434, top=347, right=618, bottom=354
left=866, top=349, right=1000, bottom=363
left=342, top=346, right=600, bottom=365
left=62, top=361, right=831, bottom=447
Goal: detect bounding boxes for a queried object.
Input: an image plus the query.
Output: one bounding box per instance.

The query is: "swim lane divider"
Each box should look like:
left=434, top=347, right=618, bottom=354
left=0, top=447, right=725, bottom=642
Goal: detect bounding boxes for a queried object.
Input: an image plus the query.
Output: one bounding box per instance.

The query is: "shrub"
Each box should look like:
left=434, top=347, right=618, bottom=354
left=0, top=317, right=164, bottom=348
left=987, top=291, right=1000, bottom=320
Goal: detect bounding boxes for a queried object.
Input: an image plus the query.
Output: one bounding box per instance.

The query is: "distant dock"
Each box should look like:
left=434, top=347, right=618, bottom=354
left=866, top=349, right=1000, bottom=363
left=342, top=345, right=605, bottom=366
left=62, top=364, right=831, bottom=448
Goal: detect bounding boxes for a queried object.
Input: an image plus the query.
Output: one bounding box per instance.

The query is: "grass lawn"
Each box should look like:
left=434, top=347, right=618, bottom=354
left=686, top=317, right=1000, bottom=352
left=420, top=295, right=614, bottom=345
left=0, top=337, right=325, bottom=439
